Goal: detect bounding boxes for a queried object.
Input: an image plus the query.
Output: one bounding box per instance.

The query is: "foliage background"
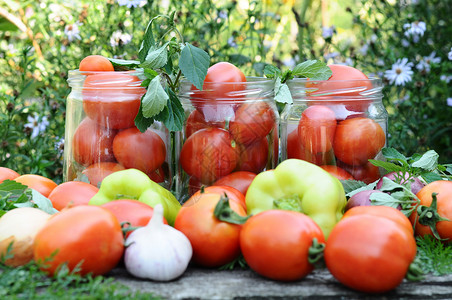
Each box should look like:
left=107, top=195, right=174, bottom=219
left=0, top=0, right=451, bottom=182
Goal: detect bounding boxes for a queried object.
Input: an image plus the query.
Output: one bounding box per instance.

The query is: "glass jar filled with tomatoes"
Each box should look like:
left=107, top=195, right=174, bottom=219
left=63, top=69, right=171, bottom=188
left=176, top=63, right=279, bottom=201
left=281, top=67, right=387, bottom=184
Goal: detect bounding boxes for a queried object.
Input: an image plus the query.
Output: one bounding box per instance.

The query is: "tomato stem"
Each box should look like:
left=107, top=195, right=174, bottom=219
left=213, top=195, right=250, bottom=225
left=417, top=193, right=449, bottom=240
left=308, top=238, right=325, bottom=269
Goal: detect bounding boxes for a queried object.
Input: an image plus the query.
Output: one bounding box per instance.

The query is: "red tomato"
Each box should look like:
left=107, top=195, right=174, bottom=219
left=0, top=167, right=20, bottom=183
left=213, top=171, right=257, bottom=196
left=180, top=128, right=238, bottom=184
left=240, top=210, right=325, bottom=281
left=333, top=117, right=385, bottom=166
left=190, top=62, right=246, bottom=122
left=325, top=215, right=417, bottom=293
left=185, top=185, right=247, bottom=211
left=48, top=181, right=99, bottom=211
left=286, top=128, right=334, bottom=165
left=320, top=165, right=353, bottom=181
left=298, top=105, right=337, bottom=154
left=229, top=101, right=275, bottom=145
left=342, top=205, right=414, bottom=235
left=174, top=193, right=246, bottom=267
left=147, top=165, right=166, bottom=183
left=101, top=199, right=167, bottom=238
left=73, top=118, right=117, bottom=166
left=82, top=72, right=145, bottom=129
left=338, top=161, right=381, bottom=184
left=410, top=180, right=452, bottom=240
left=79, top=55, right=114, bottom=72
left=14, top=174, right=57, bottom=198
left=113, top=127, right=166, bottom=175
left=82, top=162, right=126, bottom=187
left=185, top=109, right=225, bottom=138
left=33, top=205, right=124, bottom=276
left=236, top=138, right=268, bottom=173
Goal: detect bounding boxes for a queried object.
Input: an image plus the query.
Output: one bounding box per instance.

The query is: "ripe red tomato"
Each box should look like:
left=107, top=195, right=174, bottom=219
left=48, top=181, right=99, bottom=211
left=342, top=205, right=414, bottom=235
left=14, top=174, right=58, bottom=198
left=174, top=193, right=246, bottom=267
left=333, top=117, right=385, bottom=166
left=320, top=165, right=353, bottom=181
left=180, top=128, right=238, bottom=184
left=185, top=185, right=247, bottom=211
left=82, top=72, right=146, bottom=129
left=33, top=205, right=124, bottom=276
left=82, top=162, right=126, bottom=187
left=213, top=171, right=257, bottom=196
left=147, top=165, right=166, bottom=183
left=185, top=109, right=225, bottom=138
left=240, top=210, right=325, bottom=281
left=286, top=128, right=334, bottom=165
left=113, top=127, right=166, bottom=175
left=325, top=214, right=417, bottom=293
left=73, top=118, right=117, bottom=166
left=298, top=105, right=337, bottom=154
left=410, top=180, right=452, bottom=240
left=338, top=161, right=381, bottom=184
left=0, top=167, right=20, bottom=183
left=101, top=199, right=167, bottom=238
left=79, top=55, right=114, bottom=72
left=229, top=101, right=276, bottom=145
left=190, top=62, right=246, bottom=122
left=235, top=138, right=268, bottom=173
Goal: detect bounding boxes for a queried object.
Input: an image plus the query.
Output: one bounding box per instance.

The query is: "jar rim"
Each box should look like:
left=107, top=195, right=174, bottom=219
left=67, top=68, right=145, bottom=90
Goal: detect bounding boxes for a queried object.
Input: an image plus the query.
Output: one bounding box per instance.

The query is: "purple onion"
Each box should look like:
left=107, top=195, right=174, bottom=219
left=345, top=190, right=385, bottom=212
left=376, top=172, right=425, bottom=195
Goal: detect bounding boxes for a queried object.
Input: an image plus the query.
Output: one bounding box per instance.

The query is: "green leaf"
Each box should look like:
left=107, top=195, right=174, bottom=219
left=444, top=164, right=452, bottom=174
left=138, top=16, right=159, bottom=63
left=292, top=60, right=332, bottom=80
left=369, top=192, right=400, bottom=209
left=107, top=58, right=141, bottom=71
left=378, top=177, right=405, bottom=192
left=274, top=78, right=293, bottom=104
left=141, top=75, right=169, bottom=118
left=263, top=64, right=282, bottom=79
left=0, top=17, right=19, bottom=31
left=30, top=190, right=58, bottom=214
left=341, top=179, right=367, bottom=195
left=382, top=147, right=407, bottom=162
left=134, top=104, right=155, bottom=133
left=416, top=235, right=452, bottom=275
left=411, top=150, right=439, bottom=171
left=154, top=88, right=184, bottom=131
left=369, top=159, right=404, bottom=172
left=179, top=43, right=210, bottom=90
left=421, top=172, right=443, bottom=183
left=140, top=42, right=169, bottom=70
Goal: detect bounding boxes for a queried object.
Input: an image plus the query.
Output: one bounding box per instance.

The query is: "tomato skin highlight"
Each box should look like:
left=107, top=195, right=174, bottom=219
left=240, top=210, right=325, bottom=281
left=33, top=205, right=124, bottom=276
left=174, top=193, right=246, bottom=268
left=410, top=180, right=452, bottom=240
left=324, top=215, right=417, bottom=293
left=48, top=181, right=99, bottom=211
left=14, top=174, right=58, bottom=198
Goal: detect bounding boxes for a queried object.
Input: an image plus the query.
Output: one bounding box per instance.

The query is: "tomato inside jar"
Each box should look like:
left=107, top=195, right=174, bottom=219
left=281, top=70, right=388, bottom=184
left=63, top=68, right=173, bottom=189
left=176, top=74, right=279, bottom=202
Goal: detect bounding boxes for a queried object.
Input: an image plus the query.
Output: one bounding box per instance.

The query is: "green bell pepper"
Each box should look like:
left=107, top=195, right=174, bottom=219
left=89, top=168, right=181, bottom=225
left=245, top=159, right=346, bottom=238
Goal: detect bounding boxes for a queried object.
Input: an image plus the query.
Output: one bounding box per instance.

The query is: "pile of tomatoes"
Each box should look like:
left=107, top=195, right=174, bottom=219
left=68, top=55, right=168, bottom=187
left=285, top=65, right=386, bottom=184
left=179, top=62, right=278, bottom=195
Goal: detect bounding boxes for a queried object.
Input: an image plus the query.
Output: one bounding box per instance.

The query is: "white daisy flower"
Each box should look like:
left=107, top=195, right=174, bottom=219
left=25, top=113, right=50, bottom=139
left=403, top=21, right=426, bottom=43
left=416, top=51, right=441, bottom=72
left=218, top=10, right=228, bottom=20
left=448, top=47, right=452, bottom=60
left=64, top=21, right=82, bottom=42
left=117, top=0, right=145, bottom=8
left=384, top=58, right=414, bottom=86
left=110, top=31, right=132, bottom=48
left=227, top=37, right=237, bottom=48
left=448, top=98, right=452, bottom=107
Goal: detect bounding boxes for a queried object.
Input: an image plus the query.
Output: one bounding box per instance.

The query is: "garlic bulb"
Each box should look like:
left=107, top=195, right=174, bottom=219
left=124, top=204, right=192, bottom=281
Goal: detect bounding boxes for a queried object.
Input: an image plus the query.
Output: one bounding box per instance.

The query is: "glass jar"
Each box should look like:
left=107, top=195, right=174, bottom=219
left=63, top=69, right=172, bottom=189
left=280, top=77, right=387, bottom=184
left=176, top=77, right=279, bottom=201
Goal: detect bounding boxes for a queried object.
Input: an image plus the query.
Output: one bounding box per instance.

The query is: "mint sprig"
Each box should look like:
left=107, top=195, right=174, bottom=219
left=264, top=60, right=332, bottom=104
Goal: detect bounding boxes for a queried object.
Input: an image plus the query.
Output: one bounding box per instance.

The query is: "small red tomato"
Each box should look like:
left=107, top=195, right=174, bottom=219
left=320, top=165, right=353, bottom=181
left=339, top=161, right=381, bottom=184
left=113, top=127, right=166, bottom=175
left=185, top=109, right=225, bottom=138
left=213, top=171, right=257, bottom=196
left=73, top=118, right=117, bottom=166
left=79, top=55, right=114, bottom=72
left=14, top=174, right=58, bottom=198
left=48, top=181, right=99, bottom=211
left=82, top=162, right=126, bottom=187
left=286, top=127, right=334, bottom=165
left=236, top=138, right=269, bottom=174
left=240, top=210, right=325, bottom=281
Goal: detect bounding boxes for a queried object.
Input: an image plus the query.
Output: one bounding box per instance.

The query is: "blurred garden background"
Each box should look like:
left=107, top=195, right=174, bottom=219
left=0, top=0, right=451, bottom=183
